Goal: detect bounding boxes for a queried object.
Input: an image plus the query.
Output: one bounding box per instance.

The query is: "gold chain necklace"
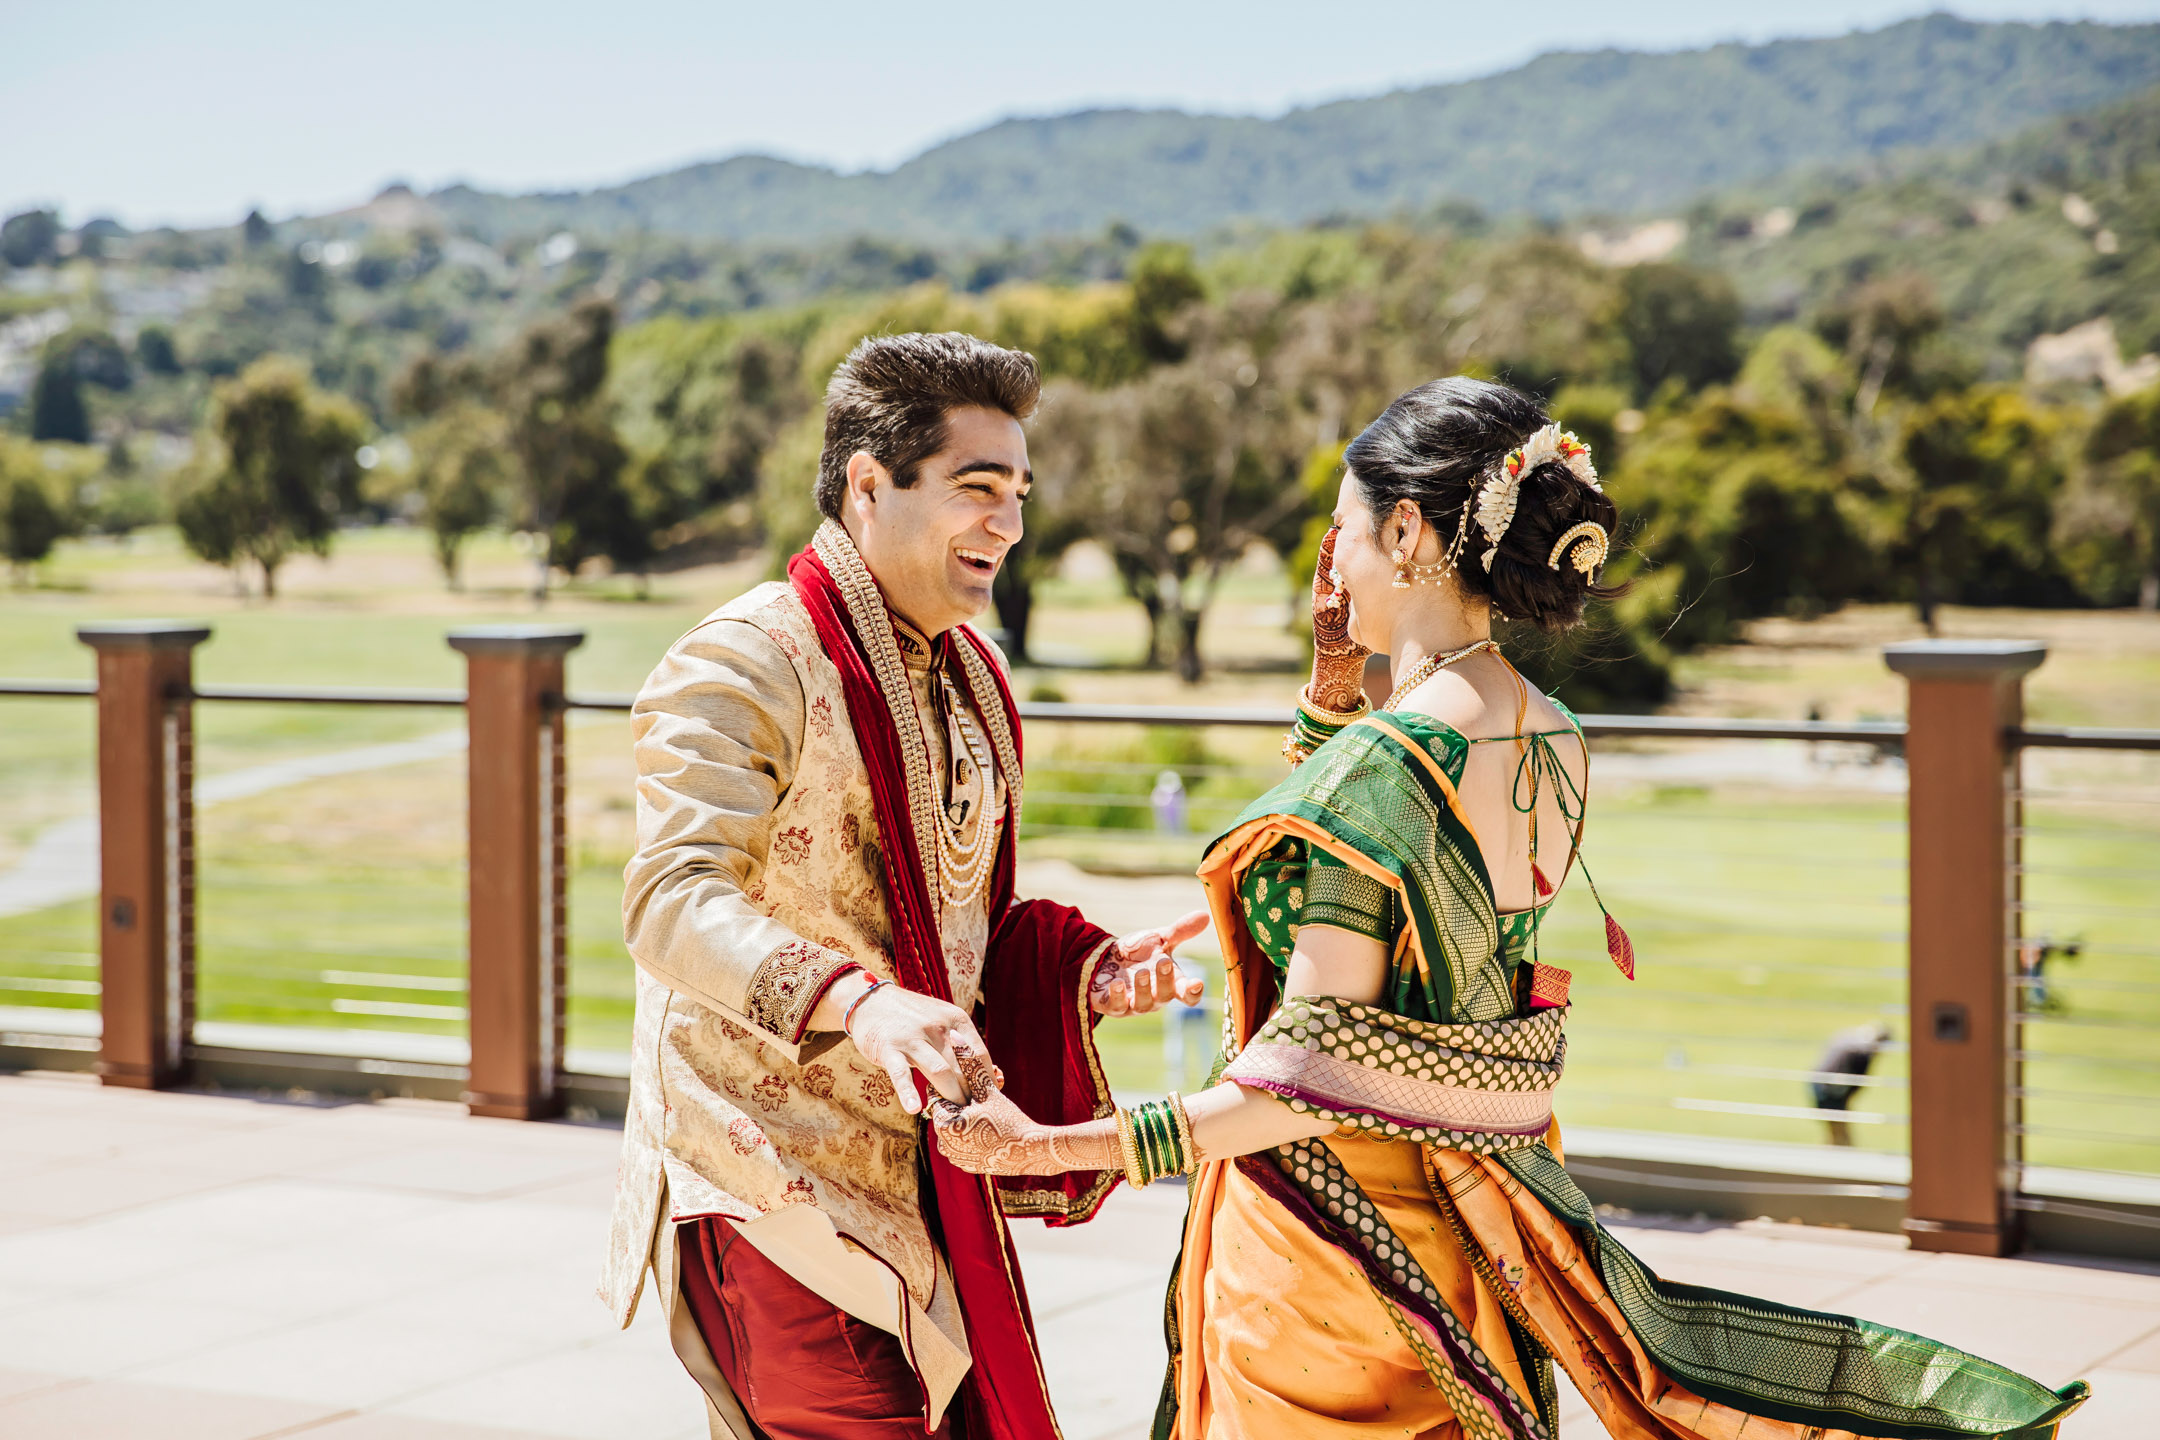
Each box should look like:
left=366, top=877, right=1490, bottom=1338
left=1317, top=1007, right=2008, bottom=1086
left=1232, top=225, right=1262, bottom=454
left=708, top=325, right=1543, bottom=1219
left=1384, top=638, right=1500, bottom=712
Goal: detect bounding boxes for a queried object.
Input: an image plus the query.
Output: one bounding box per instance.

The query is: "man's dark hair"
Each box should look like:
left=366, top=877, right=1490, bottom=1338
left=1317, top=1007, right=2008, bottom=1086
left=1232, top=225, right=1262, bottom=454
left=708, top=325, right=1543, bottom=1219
left=815, top=332, right=1041, bottom=521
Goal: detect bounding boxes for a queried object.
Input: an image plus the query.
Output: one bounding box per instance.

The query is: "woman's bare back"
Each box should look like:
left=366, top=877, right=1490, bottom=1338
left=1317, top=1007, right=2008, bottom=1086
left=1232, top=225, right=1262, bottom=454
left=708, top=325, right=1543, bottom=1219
left=1396, top=655, right=1587, bottom=914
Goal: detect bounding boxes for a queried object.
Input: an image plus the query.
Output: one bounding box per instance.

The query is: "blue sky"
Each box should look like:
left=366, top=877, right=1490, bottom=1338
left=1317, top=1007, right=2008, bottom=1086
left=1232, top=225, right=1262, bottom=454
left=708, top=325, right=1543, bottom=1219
left=6, top=1, right=2160, bottom=229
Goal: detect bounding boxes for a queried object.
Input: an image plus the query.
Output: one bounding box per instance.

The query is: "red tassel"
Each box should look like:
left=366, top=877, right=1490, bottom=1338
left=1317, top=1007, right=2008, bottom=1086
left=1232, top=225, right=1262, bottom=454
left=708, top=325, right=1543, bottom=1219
left=1531, top=862, right=1553, bottom=898
left=1605, top=914, right=1636, bottom=980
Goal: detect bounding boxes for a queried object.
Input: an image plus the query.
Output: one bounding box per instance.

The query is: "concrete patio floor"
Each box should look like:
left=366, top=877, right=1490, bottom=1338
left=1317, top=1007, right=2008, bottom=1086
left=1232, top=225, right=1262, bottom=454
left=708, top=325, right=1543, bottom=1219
left=1, top=1071, right=2154, bottom=1440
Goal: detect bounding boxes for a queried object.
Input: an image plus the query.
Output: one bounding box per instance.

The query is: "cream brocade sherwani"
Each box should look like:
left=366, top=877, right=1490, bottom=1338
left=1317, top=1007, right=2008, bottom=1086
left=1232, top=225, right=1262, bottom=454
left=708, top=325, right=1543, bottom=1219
left=600, top=579, right=1012, bottom=1433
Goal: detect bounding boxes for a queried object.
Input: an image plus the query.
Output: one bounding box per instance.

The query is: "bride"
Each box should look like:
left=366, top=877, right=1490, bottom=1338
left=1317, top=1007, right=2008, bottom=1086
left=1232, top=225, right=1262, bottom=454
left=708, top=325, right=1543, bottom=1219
left=933, top=377, right=2085, bottom=1440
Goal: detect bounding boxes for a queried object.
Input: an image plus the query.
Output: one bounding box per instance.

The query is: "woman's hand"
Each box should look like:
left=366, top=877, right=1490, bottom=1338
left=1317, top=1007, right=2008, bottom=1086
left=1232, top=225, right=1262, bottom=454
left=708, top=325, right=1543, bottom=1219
left=930, top=1045, right=1120, bottom=1176
left=1309, top=526, right=1371, bottom=715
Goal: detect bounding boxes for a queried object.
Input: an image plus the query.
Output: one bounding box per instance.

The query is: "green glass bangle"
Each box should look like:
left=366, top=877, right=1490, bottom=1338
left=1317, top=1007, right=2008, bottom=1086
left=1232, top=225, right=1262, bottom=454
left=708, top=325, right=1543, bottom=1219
left=1157, top=1102, right=1186, bottom=1176
left=1139, top=1104, right=1168, bottom=1181
left=1153, top=1105, right=1180, bottom=1177
left=1142, top=1101, right=1177, bottom=1182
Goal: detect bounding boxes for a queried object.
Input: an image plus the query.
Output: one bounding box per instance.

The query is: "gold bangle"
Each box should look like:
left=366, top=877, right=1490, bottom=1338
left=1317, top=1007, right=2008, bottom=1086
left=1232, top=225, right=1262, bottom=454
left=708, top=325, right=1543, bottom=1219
left=1115, top=1107, right=1147, bottom=1189
left=1297, top=683, right=1369, bottom=726
left=1167, top=1091, right=1200, bottom=1173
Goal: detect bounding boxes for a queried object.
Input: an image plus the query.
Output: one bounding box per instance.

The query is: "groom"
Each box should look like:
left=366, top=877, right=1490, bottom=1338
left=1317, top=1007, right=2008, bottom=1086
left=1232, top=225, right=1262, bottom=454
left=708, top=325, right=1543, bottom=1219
left=600, top=331, right=1206, bottom=1440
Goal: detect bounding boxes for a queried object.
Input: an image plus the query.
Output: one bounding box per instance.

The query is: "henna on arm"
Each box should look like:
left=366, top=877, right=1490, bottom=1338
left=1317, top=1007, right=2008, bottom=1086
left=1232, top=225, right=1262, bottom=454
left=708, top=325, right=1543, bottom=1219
left=930, top=1092, right=1120, bottom=1176
left=1308, top=526, right=1372, bottom=716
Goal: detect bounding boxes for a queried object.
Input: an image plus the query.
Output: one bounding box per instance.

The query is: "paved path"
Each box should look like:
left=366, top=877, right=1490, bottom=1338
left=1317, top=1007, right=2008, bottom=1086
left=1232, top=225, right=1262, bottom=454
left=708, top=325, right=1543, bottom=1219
left=0, top=729, right=470, bottom=920
left=1, top=1072, right=2154, bottom=1439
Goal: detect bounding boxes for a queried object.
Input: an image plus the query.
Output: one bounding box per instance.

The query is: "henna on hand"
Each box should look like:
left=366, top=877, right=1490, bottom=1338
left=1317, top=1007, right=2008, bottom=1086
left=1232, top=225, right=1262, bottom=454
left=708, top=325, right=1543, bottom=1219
left=1309, top=526, right=1371, bottom=714
left=929, top=1092, right=1121, bottom=1176
left=951, top=1041, right=1005, bottom=1101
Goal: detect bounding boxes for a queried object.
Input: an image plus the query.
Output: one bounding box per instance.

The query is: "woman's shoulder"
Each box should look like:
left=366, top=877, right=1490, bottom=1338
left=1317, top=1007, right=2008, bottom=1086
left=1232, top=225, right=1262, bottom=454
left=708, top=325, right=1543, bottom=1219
left=1394, top=664, right=1576, bottom=744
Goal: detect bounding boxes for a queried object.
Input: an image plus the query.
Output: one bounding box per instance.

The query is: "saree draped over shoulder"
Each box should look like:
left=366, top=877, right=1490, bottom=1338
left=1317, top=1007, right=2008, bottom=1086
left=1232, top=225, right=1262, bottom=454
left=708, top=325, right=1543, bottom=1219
left=1161, top=712, right=2087, bottom=1440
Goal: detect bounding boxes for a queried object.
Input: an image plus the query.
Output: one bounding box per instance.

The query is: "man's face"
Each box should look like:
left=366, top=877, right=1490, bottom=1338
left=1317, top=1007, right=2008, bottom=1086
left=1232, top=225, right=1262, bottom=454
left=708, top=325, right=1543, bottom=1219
left=843, top=405, right=1030, bottom=636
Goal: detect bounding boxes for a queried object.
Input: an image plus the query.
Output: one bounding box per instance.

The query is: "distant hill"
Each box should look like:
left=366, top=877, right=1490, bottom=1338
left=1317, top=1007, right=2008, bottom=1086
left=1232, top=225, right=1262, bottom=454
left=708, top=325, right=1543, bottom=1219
left=407, top=15, right=2160, bottom=244
left=1680, top=79, right=2160, bottom=371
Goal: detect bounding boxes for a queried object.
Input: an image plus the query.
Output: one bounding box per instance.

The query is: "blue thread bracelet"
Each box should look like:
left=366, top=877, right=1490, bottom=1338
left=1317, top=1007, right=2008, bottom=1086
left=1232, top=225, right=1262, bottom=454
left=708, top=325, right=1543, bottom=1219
left=841, top=977, right=889, bottom=1038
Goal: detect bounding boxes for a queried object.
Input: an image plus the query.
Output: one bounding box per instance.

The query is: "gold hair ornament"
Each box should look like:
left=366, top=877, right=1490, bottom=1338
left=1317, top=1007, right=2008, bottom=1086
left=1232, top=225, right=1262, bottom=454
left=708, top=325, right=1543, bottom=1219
left=1547, top=521, right=1610, bottom=578
left=1473, top=425, right=1600, bottom=571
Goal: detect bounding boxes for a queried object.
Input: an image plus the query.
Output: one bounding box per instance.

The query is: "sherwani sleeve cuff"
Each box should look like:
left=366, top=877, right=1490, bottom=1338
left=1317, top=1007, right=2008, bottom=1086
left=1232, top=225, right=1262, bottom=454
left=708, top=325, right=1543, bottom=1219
left=745, top=949, right=863, bottom=1046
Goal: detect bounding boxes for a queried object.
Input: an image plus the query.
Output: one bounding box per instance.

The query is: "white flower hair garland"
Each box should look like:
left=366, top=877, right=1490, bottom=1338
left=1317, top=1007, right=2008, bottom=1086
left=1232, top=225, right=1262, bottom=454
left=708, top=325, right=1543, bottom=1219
left=1473, top=425, right=1600, bottom=570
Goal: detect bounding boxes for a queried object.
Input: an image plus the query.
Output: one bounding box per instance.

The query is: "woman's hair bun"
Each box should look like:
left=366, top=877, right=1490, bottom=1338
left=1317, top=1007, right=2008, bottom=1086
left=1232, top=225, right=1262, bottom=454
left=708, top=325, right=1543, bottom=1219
left=1342, top=376, right=1621, bottom=632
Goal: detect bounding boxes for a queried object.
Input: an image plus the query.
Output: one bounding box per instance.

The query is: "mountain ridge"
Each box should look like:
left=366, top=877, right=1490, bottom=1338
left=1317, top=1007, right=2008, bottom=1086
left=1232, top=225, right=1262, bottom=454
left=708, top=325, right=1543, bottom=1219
left=397, top=14, right=2160, bottom=245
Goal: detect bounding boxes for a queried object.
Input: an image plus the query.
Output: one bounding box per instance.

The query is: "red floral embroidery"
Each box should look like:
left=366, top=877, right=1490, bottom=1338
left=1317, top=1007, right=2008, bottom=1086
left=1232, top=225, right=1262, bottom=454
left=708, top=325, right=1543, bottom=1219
left=858, top=1069, right=897, bottom=1109
left=839, top=813, right=861, bottom=854
left=771, top=629, right=802, bottom=659
left=747, top=884, right=766, bottom=905
left=799, top=1064, right=836, bottom=1099
left=718, top=1018, right=748, bottom=1043
left=773, top=827, right=812, bottom=866
left=720, top=1074, right=744, bottom=1101
left=726, top=1118, right=763, bottom=1155
left=751, top=1074, right=789, bottom=1109
left=810, top=696, right=834, bottom=737
left=782, top=1177, right=816, bottom=1205
left=847, top=1130, right=874, bottom=1161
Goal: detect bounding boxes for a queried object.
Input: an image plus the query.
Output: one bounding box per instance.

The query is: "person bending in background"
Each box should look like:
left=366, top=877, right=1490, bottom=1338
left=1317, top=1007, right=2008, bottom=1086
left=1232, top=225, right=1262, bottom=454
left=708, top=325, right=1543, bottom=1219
left=930, top=377, right=2087, bottom=1440
left=600, top=332, right=1206, bottom=1440
left=1812, top=1022, right=1893, bottom=1147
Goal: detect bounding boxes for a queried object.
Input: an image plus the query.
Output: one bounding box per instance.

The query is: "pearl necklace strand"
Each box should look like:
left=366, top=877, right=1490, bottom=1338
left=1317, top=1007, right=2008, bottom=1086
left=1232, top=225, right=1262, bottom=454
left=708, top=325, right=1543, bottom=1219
left=934, top=672, right=998, bottom=908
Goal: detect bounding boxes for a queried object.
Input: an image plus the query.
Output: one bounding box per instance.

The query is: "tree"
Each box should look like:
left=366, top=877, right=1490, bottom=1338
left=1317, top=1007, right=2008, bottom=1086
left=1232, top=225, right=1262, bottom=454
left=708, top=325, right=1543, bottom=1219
left=0, top=210, right=60, bottom=268
left=1051, top=344, right=1312, bottom=682
left=394, top=299, right=646, bottom=598
left=1615, top=263, right=1742, bottom=402
left=494, top=298, right=627, bottom=598
left=52, top=328, right=132, bottom=390
left=137, top=325, right=182, bottom=375
left=1124, top=243, right=1206, bottom=364
left=408, top=406, right=506, bottom=590
left=1891, top=387, right=2067, bottom=630
left=2067, top=381, right=2160, bottom=608
left=29, top=361, right=89, bottom=443
left=242, top=209, right=274, bottom=248
left=1, top=477, right=67, bottom=581
left=175, top=356, right=369, bottom=597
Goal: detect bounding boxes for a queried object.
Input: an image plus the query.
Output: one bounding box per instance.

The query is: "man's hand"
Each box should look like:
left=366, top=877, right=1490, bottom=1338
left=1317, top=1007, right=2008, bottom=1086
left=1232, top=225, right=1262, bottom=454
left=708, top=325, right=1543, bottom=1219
left=1090, top=910, right=1210, bottom=1016
left=837, top=983, right=990, bottom=1115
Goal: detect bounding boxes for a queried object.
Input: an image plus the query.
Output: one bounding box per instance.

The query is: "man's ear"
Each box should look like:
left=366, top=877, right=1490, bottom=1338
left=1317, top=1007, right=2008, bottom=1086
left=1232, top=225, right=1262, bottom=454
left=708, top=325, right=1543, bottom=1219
left=845, top=450, right=885, bottom=518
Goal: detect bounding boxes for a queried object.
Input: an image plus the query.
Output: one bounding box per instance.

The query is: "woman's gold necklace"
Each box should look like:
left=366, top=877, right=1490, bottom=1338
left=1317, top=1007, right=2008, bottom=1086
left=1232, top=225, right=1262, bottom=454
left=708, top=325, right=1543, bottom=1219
left=1384, top=638, right=1500, bottom=712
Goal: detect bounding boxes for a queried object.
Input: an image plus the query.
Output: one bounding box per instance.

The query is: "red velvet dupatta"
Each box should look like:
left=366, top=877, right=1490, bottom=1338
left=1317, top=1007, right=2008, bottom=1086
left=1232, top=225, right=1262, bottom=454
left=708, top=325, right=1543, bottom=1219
left=789, top=529, right=1117, bottom=1440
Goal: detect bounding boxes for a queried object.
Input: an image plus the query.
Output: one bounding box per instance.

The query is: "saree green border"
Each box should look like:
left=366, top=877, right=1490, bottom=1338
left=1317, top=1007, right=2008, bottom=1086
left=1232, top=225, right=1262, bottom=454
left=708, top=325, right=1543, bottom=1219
left=1496, top=1146, right=2089, bottom=1439
left=1209, top=711, right=1509, bottom=1024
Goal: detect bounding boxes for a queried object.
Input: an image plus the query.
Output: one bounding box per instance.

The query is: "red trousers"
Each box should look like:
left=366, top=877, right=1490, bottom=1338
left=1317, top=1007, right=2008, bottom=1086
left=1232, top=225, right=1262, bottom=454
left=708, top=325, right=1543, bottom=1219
left=679, top=1217, right=963, bottom=1440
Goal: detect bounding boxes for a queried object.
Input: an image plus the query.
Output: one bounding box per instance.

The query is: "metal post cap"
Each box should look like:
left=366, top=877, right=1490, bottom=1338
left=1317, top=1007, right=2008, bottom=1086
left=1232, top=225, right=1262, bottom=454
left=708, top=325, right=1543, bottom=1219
left=446, top=626, right=587, bottom=658
left=1883, top=640, right=2046, bottom=681
left=77, top=621, right=213, bottom=650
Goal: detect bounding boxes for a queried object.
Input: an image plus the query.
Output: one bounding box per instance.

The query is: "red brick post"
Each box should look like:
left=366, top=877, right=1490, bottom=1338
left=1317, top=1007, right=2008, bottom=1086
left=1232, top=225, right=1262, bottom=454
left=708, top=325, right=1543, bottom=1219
left=1885, top=639, right=2045, bottom=1256
left=448, top=626, right=584, bottom=1120
left=78, top=622, right=211, bottom=1089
